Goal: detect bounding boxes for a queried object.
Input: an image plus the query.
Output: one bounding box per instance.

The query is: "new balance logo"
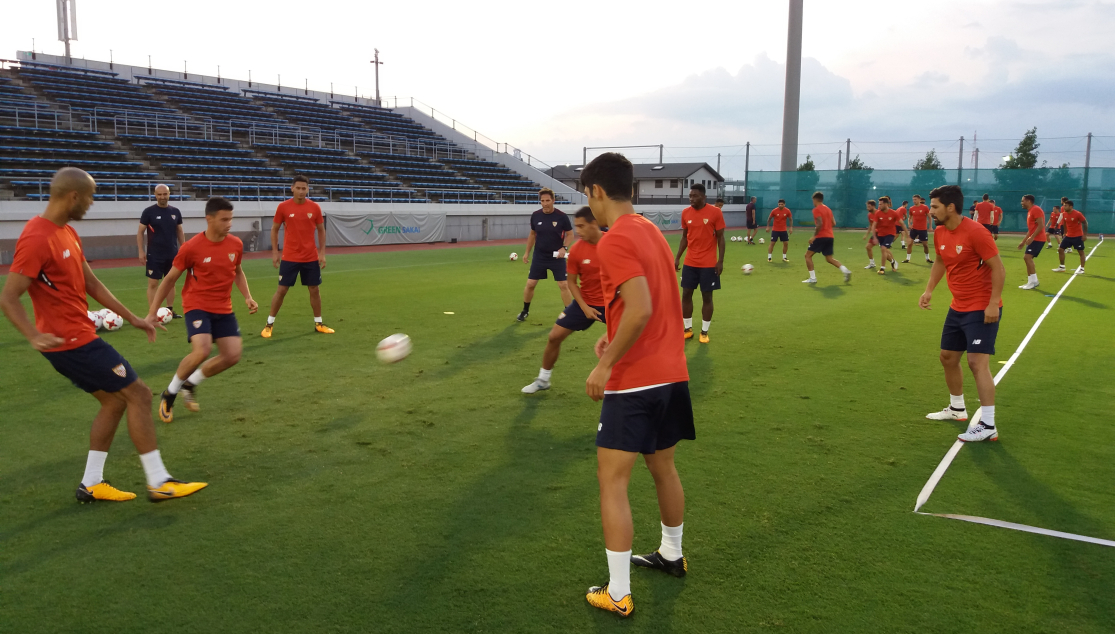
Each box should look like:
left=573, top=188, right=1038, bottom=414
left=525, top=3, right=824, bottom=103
left=583, top=259, right=591, bottom=264
left=203, top=257, right=212, bottom=263
left=62, top=249, right=71, bottom=259
left=290, top=214, right=295, bottom=218
left=973, top=339, right=982, bottom=344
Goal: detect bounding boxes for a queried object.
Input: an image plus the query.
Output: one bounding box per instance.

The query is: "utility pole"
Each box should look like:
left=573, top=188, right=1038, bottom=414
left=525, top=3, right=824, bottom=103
left=371, top=49, right=384, bottom=105
left=57, top=0, right=78, bottom=62
left=837, top=149, right=842, bottom=171
left=958, top=136, right=964, bottom=185
left=1083, top=132, right=1092, bottom=212
left=845, top=138, right=851, bottom=169
left=744, top=142, right=750, bottom=200
left=717, top=152, right=721, bottom=174
left=780, top=0, right=804, bottom=172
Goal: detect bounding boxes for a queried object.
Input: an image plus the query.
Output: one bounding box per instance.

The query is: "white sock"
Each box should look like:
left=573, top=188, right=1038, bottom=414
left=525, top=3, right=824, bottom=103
left=139, top=450, right=172, bottom=488
left=701, top=320, right=711, bottom=333
left=1029, top=274, right=1038, bottom=283
left=683, top=318, right=693, bottom=329
left=839, top=265, right=850, bottom=273
left=81, top=450, right=108, bottom=487
left=606, top=549, right=631, bottom=600
left=950, top=394, right=965, bottom=410
left=659, top=522, right=684, bottom=561
left=869, top=259, right=876, bottom=265
left=187, top=368, right=207, bottom=385
left=982, top=405, right=996, bottom=427
left=168, top=374, right=186, bottom=395
left=809, top=270, right=817, bottom=280
left=539, top=368, right=552, bottom=382
left=314, top=316, right=323, bottom=323
left=267, top=315, right=276, bottom=324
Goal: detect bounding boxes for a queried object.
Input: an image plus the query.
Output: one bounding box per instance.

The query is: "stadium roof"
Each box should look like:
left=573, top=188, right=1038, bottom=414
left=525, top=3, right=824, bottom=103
left=546, top=162, right=723, bottom=182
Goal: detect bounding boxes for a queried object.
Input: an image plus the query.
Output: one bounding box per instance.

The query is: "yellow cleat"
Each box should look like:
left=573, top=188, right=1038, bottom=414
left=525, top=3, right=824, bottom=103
left=148, top=478, right=208, bottom=503
left=877, top=268, right=886, bottom=275
left=181, top=383, right=200, bottom=413
left=315, top=323, right=335, bottom=334
left=76, top=481, right=137, bottom=503
left=683, top=328, right=694, bottom=340
left=261, top=323, right=273, bottom=338
left=699, top=332, right=710, bottom=344
left=586, top=584, right=633, bottom=618
left=158, top=390, right=175, bottom=423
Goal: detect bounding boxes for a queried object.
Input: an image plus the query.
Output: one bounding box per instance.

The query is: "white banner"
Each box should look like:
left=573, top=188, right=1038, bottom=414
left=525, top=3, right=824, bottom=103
left=325, top=213, right=446, bottom=246
left=639, top=211, right=682, bottom=232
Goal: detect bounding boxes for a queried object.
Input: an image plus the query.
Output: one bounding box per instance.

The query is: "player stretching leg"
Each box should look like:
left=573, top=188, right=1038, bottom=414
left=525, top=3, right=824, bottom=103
left=802, top=192, right=851, bottom=284
left=866, top=196, right=906, bottom=275
left=522, top=207, right=607, bottom=393
left=262, top=175, right=332, bottom=338
left=1017, top=194, right=1046, bottom=289
left=863, top=200, right=879, bottom=268
left=1052, top=200, right=1089, bottom=274
left=153, top=197, right=258, bottom=422
left=580, top=153, right=694, bottom=618
left=919, top=185, right=1006, bottom=442
left=0, top=168, right=206, bottom=502
left=904, top=195, right=934, bottom=263
left=518, top=188, right=573, bottom=321
left=675, top=183, right=725, bottom=343
left=766, top=199, right=793, bottom=262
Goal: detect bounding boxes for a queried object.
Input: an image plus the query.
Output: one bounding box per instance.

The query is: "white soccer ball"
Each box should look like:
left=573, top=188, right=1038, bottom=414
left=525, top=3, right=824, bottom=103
left=156, top=307, right=174, bottom=325
left=101, top=311, right=123, bottom=331
left=509, top=252, right=518, bottom=261
left=742, top=264, right=754, bottom=275
left=87, top=310, right=104, bottom=330
left=376, top=333, right=412, bottom=364
left=758, top=238, right=765, bottom=244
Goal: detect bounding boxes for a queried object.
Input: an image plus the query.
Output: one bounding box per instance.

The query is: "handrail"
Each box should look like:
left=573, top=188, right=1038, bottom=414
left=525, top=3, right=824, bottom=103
left=0, top=105, right=83, bottom=131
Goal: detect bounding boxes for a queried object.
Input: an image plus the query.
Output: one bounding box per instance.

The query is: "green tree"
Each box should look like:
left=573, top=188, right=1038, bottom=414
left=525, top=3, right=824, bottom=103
left=794, top=155, right=820, bottom=206
left=1000, top=127, right=1040, bottom=169
left=797, top=155, right=816, bottom=171
left=913, top=150, right=943, bottom=171
left=911, top=149, right=948, bottom=196
left=835, top=155, right=874, bottom=225
left=994, top=128, right=1044, bottom=200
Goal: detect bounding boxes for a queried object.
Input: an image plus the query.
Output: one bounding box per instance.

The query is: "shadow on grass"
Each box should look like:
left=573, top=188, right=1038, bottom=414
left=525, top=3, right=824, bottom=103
left=429, top=322, right=547, bottom=380
left=808, top=284, right=847, bottom=299
left=1057, top=294, right=1109, bottom=310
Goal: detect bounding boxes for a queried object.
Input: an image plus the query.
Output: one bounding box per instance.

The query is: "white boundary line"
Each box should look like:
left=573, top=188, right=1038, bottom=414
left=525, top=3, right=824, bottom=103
left=913, top=238, right=1112, bottom=547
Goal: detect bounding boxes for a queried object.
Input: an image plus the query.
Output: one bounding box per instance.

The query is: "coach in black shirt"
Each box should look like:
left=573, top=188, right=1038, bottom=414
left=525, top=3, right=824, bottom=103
left=517, top=188, right=573, bottom=322
left=137, top=184, right=185, bottom=317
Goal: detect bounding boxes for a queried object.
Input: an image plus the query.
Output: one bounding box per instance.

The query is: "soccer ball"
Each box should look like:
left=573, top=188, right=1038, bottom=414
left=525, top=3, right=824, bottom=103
left=509, top=252, right=518, bottom=261
left=758, top=238, right=765, bottom=244
left=742, top=264, right=754, bottom=275
left=730, top=236, right=737, bottom=242
left=156, top=307, right=174, bottom=325
left=376, top=333, right=412, bottom=364
left=87, top=310, right=104, bottom=330
left=101, top=311, right=123, bottom=331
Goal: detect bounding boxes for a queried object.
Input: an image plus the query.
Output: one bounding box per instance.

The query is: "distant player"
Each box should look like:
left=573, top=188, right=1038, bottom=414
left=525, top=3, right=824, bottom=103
left=745, top=196, right=758, bottom=245
left=674, top=183, right=725, bottom=343
left=714, top=198, right=724, bottom=209
left=1016, top=194, right=1046, bottom=289
left=137, top=184, right=185, bottom=318
left=580, top=152, right=693, bottom=618
left=865, top=196, right=906, bottom=275
left=0, top=167, right=206, bottom=503
left=518, top=188, right=573, bottom=321
left=802, top=191, right=851, bottom=284
left=1052, top=200, right=1089, bottom=274
left=990, top=199, right=1003, bottom=240
left=974, top=194, right=995, bottom=233
left=765, top=199, right=793, bottom=262
left=521, top=207, right=607, bottom=394
left=896, top=200, right=909, bottom=248
left=1047, top=198, right=1067, bottom=249
left=920, top=184, right=1005, bottom=443
left=904, top=195, right=934, bottom=263
left=863, top=200, right=880, bottom=269
left=152, top=197, right=258, bottom=423
left=262, top=175, right=333, bottom=338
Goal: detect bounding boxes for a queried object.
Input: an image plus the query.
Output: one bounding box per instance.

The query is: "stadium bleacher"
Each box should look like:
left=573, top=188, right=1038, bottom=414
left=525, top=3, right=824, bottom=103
left=140, top=77, right=282, bottom=128
left=16, top=63, right=181, bottom=118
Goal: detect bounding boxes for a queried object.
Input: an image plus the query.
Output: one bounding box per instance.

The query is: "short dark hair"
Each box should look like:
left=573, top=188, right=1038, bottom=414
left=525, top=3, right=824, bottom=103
left=777, top=199, right=786, bottom=204
left=812, top=191, right=824, bottom=201
left=715, top=198, right=724, bottom=204
left=691, top=183, right=706, bottom=193
left=539, top=187, right=555, bottom=199
left=930, top=185, right=965, bottom=213
left=293, top=174, right=309, bottom=185
left=579, top=152, right=633, bottom=202
left=902, top=200, right=909, bottom=206
left=1022, top=194, right=1036, bottom=203
left=205, top=196, right=234, bottom=216
left=879, top=195, right=891, bottom=203
left=1064, top=199, right=1074, bottom=207
left=1061, top=196, right=1068, bottom=201
left=867, top=199, right=877, bottom=207
left=573, top=206, right=596, bottom=222
left=982, top=193, right=990, bottom=201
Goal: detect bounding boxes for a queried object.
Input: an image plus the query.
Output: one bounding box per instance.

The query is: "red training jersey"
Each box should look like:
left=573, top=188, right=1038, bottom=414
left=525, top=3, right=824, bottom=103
left=974, top=201, right=995, bottom=224
left=274, top=199, right=323, bottom=263
left=874, top=209, right=901, bottom=237
left=1050, top=207, right=1062, bottom=228
left=173, top=232, right=244, bottom=314
left=9, top=216, right=98, bottom=352
left=597, top=214, right=689, bottom=391
left=992, top=206, right=1003, bottom=226
left=769, top=208, right=793, bottom=232
left=681, top=204, right=725, bottom=268
left=909, top=204, right=930, bottom=231
left=933, top=217, right=1002, bottom=313
left=1063, top=210, right=1086, bottom=238
left=566, top=239, right=605, bottom=306
left=1026, top=206, right=1047, bottom=242
left=812, top=204, right=834, bottom=239
left=896, top=206, right=908, bottom=224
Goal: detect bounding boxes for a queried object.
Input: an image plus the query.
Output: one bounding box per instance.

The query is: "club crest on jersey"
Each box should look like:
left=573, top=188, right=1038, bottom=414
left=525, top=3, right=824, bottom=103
left=203, top=257, right=212, bottom=263
left=307, top=213, right=313, bottom=218
left=228, top=253, right=236, bottom=262
left=192, top=320, right=203, bottom=328
left=111, top=364, right=127, bottom=378
left=703, top=218, right=709, bottom=224
left=552, top=221, right=558, bottom=227
left=956, top=245, right=963, bottom=254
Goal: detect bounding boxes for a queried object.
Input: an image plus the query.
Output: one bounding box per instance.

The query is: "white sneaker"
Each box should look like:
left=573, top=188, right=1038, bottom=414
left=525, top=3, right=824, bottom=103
left=782, top=257, right=789, bottom=262
left=958, top=422, right=998, bottom=442
left=891, top=260, right=899, bottom=271
left=1019, top=281, right=1038, bottom=289
left=843, top=270, right=851, bottom=283
left=926, top=406, right=968, bottom=421
left=521, top=379, right=551, bottom=394
left=1076, top=267, right=1085, bottom=274
left=1052, top=265, right=1066, bottom=271
left=864, top=263, right=876, bottom=269
left=802, top=278, right=817, bottom=284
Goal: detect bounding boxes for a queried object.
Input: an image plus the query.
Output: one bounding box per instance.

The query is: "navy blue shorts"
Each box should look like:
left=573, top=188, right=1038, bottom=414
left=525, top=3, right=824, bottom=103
left=1025, top=241, right=1045, bottom=257
left=597, top=382, right=696, bottom=454
left=771, top=230, right=789, bottom=242
left=910, top=229, right=929, bottom=243
left=279, top=260, right=322, bottom=287
left=746, top=219, right=757, bottom=229
left=807, top=237, right=834, bottom=256
left=1060, top=236, right=1085, bottom=251
left=941, top=307, right=1002, bottom=355
left=877, top=234, right=896, bottom=248
left=529, top=257, right=567, bottom=281
left=980, top=223, right=997, bottom=235
left=185, top=310, right=241, bottom=342
left=555, top=301, right=605, bottom=332
left=680, top=265, right=721, bottom=292
left=43, top=338, right=138, bottom=394
left=146, top=255, right=175, bottom=280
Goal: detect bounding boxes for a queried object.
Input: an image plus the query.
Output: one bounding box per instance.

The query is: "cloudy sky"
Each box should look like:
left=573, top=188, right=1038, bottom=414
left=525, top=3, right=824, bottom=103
left=4, top=0, right=1113, bottom=177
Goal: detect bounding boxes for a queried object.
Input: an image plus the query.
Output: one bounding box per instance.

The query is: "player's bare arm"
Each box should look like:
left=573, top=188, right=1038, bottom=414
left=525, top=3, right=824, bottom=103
left=586, top=276, right=652, bottom=401
left=0, top=272, right=64, bottom=350
left=177, top=224, right=186, bottom=248
left=136, top=223, right=147, bottom=264
left=1018, top=226, right=1038, bottom=249
left=270, top=220, right=283, bottom=268
left=524, top=230, right=536, bottom=264
left=567, top=272, right=602, bottom=322
left=984, top=255, right=1005, bottom=324
left=674, top=226, right=689, bottom=271
left=787, top=213, right=793, bottom=235
left=235, top=264, right=259, bottom=314
left=317, top=222, right=328, bottom=269
left=1082, top=217, right=1089, bottom=241
left=864, top=221, right=878, bottom=241
left=82, top=261, right=160, bottom=340
left=715, top=228, right=726, bottom=276
left=560, top=229, right=574, bottom=256
left=766, top=211, right=775, bottom=233
left=148, top=266, right=185, bottom=319
left=919, top=259, right=947, bottom=310
left=811, top=216, right=822, bottom=244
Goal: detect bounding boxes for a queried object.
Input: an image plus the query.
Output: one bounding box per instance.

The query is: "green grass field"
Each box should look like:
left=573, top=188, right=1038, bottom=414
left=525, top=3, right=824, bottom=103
left=1, top=229, right=1113, bottom=633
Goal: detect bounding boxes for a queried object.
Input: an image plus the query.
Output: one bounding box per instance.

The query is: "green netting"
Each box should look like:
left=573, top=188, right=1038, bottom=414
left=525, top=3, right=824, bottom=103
left=732, top=167, right=1115, bottom=233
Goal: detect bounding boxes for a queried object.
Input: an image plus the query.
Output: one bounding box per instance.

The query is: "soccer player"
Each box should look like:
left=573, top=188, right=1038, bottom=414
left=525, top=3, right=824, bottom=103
left=580, top=152, right=694, bottom=618
left=904, top=195, right=934, bottom=263
left=1052, top=200, right=1089, bottom=274
left=1016, top=195, right=1046, bottom=289
left=896, top=200, right=909, bottom=248
left=1047, top=198, right=1067, bottom=250
left=745, top=196, right=758, bottom=245
left=521, top=207, right=607, bottom=394
left=766, top=199, right=793, bottom=262
left=0, top=168, right=206, bottom=502
left=802, top=191, right=851, bottom=284
left=152, top=197, right=258, bottom=423
left=518, top=188, right=573, bottom=321
left=863, top=200, right=880, bottom=269
left=865, top=196, right=906, bottom=275
left=714, top=198, right=724, bottom=209
left=973, top=194, right=995, bottom=233
left=261, top=175, right=333, bottom=337
left=990, top=199, right=1003, bottom=240
left=920, top=184, right=1005, bottom=443
left=137, top=184, right=185, bottom=318
left=674, top=183, right=725, bottom=343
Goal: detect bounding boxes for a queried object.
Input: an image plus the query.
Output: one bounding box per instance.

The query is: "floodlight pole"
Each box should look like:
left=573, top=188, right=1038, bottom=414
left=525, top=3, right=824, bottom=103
left=958, top=136, right=964, bottom=184
left=744, top=142, right=750, bottom=197
left=57, top=0, right=79, bottom=63
left=779, top=0, right=804, bottom=172
left=372, top=49, right=383, bottom=106
left=1083, top=132, right=1092, bottom=211
left=845, top=138, right=851, bottom=169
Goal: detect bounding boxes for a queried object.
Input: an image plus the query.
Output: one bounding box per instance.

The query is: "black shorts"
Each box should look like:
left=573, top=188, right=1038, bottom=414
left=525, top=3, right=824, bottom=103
left=1060, top=236, right=1085, bottom=251
left=279, top=260, right=322, bottom=287
left=43, top=338, right=138, bottom=394
left=807, top=237, right=834, bottom=256
left=1024, top=241, right=1045, bottom=257
left=555, top=301, right=605, bottom=332
left=941, top=307, right=1002, bottom=355
left=910, top=229, right=929, bottom=243
left=771, top=231, right=789, bottom=242
left=746, top=219, right=757, bottom=229
left=980, top=223, right=996, bottom=235
left=597, top=382, right=696, bottom=454
left=529, top=257, right=567, bottom=281
left=185, top=309, right=241, bottom=342
left=680, top=265, right=721, bottom=292
left=146, top=255, right=175, bottom=280
left=877, top=234, right=896, bottom=248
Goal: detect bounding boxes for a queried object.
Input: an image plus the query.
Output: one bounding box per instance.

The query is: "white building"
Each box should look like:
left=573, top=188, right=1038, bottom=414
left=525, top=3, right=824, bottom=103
left=546, top=162, right=724, bottom=204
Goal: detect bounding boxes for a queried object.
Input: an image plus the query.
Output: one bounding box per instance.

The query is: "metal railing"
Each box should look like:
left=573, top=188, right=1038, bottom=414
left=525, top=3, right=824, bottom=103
left=0, top=104, right=85, bottom=131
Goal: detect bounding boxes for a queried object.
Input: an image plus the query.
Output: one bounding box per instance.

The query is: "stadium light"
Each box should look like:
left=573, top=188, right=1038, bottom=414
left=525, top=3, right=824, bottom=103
left=56, top=0, right=78, bottom=61
left=780, top=0, right=804, bottom=172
